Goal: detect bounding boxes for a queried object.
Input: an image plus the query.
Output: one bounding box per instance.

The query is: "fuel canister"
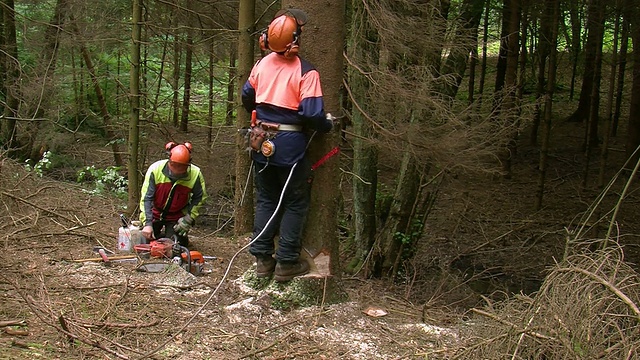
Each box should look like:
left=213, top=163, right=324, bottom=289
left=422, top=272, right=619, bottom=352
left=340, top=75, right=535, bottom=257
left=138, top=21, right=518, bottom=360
left=116, top=226, right=132, bottom=253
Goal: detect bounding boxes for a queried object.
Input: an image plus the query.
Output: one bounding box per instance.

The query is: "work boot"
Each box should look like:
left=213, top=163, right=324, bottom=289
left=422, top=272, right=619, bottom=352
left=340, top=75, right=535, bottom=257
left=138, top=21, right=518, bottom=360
left=274, top=259, right=309, bottom=282
left=255, top=256, right=276, bottom=278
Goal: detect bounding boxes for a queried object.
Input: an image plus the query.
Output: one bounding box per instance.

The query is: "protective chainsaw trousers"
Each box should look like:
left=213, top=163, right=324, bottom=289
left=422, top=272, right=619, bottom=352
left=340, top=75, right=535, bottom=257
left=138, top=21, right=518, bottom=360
left=250, top=158, right=311, bottom=263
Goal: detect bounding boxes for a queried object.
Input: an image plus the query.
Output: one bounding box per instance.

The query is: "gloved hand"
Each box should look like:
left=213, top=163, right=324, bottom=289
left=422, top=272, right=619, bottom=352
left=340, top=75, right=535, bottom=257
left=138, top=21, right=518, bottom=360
left=141, top=225, right=154, bottom=240
left=173, top=215, right=194, bottom=236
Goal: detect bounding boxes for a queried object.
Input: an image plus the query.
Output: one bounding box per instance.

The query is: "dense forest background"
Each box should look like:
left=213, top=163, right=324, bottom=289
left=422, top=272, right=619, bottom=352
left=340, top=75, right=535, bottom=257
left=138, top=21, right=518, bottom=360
left=2, top=0, right=640, bottom=358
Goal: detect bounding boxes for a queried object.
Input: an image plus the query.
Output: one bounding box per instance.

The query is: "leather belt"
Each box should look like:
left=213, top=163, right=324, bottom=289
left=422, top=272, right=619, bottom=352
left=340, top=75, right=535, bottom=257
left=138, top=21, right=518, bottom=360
left=277, top=124, right=303, bottom=132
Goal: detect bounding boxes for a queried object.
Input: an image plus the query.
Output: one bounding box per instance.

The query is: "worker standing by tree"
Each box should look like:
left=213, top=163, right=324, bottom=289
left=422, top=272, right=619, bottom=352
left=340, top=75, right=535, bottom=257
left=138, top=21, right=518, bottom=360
left=241, top=9, right=334, bottom=282
left=139, top=142, right=207, bottom=247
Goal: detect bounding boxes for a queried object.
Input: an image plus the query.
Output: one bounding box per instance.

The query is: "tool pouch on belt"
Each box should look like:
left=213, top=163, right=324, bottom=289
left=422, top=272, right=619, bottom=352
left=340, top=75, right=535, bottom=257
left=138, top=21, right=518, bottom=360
left=249, top=122, right=279, bottom=157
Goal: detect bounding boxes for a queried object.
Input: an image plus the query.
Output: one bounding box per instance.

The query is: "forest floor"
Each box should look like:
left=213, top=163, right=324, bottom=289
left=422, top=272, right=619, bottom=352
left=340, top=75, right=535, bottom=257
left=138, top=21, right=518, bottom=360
left=1, top=103, right=640, bottom=359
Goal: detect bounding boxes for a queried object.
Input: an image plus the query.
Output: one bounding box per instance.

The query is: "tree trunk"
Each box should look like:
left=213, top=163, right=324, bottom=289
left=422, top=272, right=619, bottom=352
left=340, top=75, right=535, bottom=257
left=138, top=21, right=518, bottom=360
left=494, top=0, right=511, bottom=94
left=225, top=44, right=236, bottom=127
left=234, top=0, right=255, bottom=237
left=372, top=151, right=419, bottom=277
left=150, top=33, right=169, bottom=124
left=180, top=28, right=193, bottom=132
left=515, top=0, right=528, bottom=103
left=468, top=40, right=478, bottom=105
left=626, top=2, right=640, bottom=165
left=0, top=3, right=5, bottom=105
left=568, top=0, right=582, bottom=100
left=438, top=0, right=485, bottom=99
left=477, top=0, right=490, bottom=107
left=530, top=0, right=553, bottom=146
left=24, top=0, right=68, bottom=160
left=287, top=0, right=345, bottom=283
left=581, top=0, right=606, bottom=187
left=598, top=6, right=621, bottom=188
left=208, top=40, right=214, bottom=145
left=171, top=34, right=181, bottom=126
left=612, top=14, right=630, bottom=137
left=127, top=0, right=142, bottom=215
left=535, top=0, right=560, bottom=210
left=2, top=0, right=19, bottom=155
left=346, top=0, right=379, bottom=276
left=72, top=21, right=123, bottom=166
left=566, top=0, right=605, bottom=138
left=498, top=0, right=521, bottom=178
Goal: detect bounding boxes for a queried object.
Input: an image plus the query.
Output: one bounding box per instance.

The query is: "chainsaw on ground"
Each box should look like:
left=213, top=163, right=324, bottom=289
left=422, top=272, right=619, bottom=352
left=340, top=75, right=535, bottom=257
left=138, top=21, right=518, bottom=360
left=134, top=236, right=207, bottom=275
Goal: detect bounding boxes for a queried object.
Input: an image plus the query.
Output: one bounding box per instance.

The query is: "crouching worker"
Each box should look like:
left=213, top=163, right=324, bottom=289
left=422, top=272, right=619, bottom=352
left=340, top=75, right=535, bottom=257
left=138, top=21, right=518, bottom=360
left=139, top=142, right=207, bottom=247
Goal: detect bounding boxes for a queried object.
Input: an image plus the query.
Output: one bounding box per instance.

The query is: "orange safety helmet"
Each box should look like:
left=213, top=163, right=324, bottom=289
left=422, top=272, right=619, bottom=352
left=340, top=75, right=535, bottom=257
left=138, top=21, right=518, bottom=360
left=260, top=9, right=307, bottom=57
left=166, top=142, right=192, bottom=165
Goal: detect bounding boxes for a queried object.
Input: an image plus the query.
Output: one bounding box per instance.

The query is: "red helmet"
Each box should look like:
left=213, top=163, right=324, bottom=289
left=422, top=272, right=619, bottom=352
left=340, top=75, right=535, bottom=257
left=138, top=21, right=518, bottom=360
left=168, top=144, right=191, bottom=165
left=265, top=14, right=301, bottom=55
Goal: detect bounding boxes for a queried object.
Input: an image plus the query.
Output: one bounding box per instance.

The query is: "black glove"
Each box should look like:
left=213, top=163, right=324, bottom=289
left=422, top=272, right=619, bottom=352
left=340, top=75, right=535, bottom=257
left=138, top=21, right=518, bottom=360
left=173, top=214, right=194, bottom=236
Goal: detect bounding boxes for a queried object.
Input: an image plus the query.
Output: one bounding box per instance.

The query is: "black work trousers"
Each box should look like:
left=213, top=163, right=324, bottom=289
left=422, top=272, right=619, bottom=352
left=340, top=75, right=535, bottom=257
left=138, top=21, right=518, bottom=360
left=249, top=159, right=311, bottom=263
left=152, top=219, right=189, bottom=247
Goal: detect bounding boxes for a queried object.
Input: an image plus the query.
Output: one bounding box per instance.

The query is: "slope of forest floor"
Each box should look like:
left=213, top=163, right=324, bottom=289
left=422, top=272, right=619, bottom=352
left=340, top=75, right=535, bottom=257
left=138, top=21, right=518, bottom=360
left=1, top=106, right=640, bottom=359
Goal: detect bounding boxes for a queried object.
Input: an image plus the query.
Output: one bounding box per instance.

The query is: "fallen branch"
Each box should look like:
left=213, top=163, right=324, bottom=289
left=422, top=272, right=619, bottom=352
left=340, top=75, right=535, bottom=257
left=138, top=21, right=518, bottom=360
left=72, top=318, right=159, bottom=329
left=471, top=308, right=557, bottom=341
left=0, top=320, right=26, bottom=327
left=1, top=191, right=75, bottom=223
left=556, top=266, right=640, bottom=321
left=18, top=222, right=97, bottom=240
left=239, top=330, right=294, bottom=359
left=5, top=328, right=29, bottom=336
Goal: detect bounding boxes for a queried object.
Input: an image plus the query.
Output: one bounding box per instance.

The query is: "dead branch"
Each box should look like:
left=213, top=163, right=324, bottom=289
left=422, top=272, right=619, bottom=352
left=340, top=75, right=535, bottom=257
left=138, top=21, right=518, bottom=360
left=239, top=330, right=294, bottom=359
left=71, top=318, right=160, bottom=329
left=0, top=320, right=26, bottom=327
left=1, top=191, right=75, bottom=223
left=471, top=308, right=557, bottom=341
left=556, top=265, right=640, bottom=320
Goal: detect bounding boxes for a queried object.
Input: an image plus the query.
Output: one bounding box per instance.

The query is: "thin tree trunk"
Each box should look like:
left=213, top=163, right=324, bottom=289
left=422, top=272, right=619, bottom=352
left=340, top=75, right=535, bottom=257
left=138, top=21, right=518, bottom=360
left=530, top=0, right=553, bottom=145
left=128, top=0, right=142, bottom=214
left=0, top=3, right=5, bottom=107
left=535, top=0, right=560, bottom=210
left=566, top=0, right=605, bottom=131
left=626, top=1, right=640, bottom=166
left=612, top=16, right=629, bottom=137
left=347, top=0, right=379, bottom=276
left=171, top=34, right=181, bottom=126
left=598, top=6, right=621, bottom=188
left=180, top=29, right=193, bottom=132
left=581, top=0, right=606, bottom=187
left=468, top=42, right=478, bottom=105
left=494, top=0, right=511, bottom=94
left=72, top=22, right=123, bottom=166
left=499, top=0, right=521, bottom=178
left=516, top=0, right=528, bottom=102
left=226, top=44, right=236, bottom=127
left=150, top=33, right=169, bottom=124
left=568, top=0, right=582, bottom=100
left=25, top=0, right=68, bottom=160
left=208, top=40, right=214, bottom=144
left=2, top=0, right=19, bottom=154
left=71, top=48, right=80, bottom=129
left=438, top=0, right=485, bottom=99
left=373, top=150, right=419, bottom=277
left=477, top=0, right=490, bottom=107
left=234, top=0, right=255, bottom=236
